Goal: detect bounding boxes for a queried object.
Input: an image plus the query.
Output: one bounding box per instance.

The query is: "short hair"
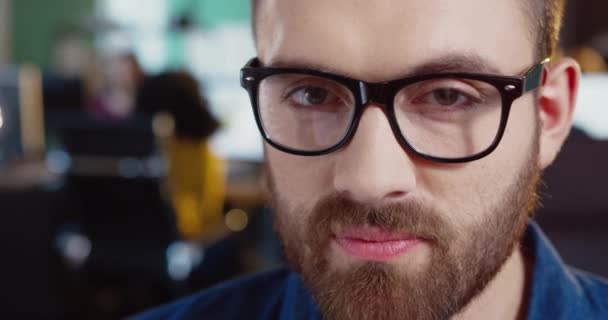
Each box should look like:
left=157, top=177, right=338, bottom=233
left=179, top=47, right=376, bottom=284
left=251, top=0, right=566, bottom=60
left=524, top=0, right=567, bottom=59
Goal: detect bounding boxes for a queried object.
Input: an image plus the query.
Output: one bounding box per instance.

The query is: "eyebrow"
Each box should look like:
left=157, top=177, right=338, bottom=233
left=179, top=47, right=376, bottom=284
left=265, top=53, right=507, bottom=81
left=405, top=54, right=504, bottom=77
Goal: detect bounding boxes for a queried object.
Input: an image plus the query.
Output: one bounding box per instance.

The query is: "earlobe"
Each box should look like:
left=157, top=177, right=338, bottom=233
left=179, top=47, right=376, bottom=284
left=537, top=57, right=581, bottom=169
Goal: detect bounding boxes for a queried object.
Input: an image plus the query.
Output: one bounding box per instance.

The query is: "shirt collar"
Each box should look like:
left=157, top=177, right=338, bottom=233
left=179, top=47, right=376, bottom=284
left=524, top=220, right=590, bottom=319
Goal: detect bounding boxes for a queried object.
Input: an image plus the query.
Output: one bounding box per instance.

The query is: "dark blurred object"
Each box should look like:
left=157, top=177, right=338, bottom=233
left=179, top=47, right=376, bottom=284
left=537, top=127, right=608, bottom=278
left=0, top=186, right=69, bottom=319
left=35, top=110, right=245, bottom=319
left=55, top=111, right=156, bottom=158
left=561, top=1, right=608, bottom=52
left=136, top=71, right=219, bottom=140
left=53, top=112, right=186, bottom=319
left=42, top=74, right=85, bottom=112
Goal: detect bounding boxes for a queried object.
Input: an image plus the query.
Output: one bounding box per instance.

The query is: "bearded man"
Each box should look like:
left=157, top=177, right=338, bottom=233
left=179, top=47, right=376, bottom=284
left=132, top=0, right=608, bottom=319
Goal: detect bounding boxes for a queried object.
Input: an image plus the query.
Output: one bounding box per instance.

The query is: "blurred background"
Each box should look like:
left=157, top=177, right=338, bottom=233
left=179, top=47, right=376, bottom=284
left=0, top=0, right=606, bottom=319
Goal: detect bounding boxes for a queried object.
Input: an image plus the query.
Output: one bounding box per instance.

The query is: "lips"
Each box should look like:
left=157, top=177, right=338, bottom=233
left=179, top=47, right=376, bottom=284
left=333, top=226, right=422, bottom=262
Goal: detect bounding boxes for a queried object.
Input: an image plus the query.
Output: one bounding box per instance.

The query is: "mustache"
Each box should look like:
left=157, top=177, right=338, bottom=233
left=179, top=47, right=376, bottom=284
left=308, top=193, right=455, bottom=250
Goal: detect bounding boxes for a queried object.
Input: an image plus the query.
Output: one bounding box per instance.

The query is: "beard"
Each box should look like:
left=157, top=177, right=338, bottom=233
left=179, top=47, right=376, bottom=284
left=268, top=146, right=541, bottom=320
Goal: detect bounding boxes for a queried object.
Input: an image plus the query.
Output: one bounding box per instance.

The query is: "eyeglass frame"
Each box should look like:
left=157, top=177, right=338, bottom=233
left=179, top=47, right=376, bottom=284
left=240, top=57, right=549, bottom=163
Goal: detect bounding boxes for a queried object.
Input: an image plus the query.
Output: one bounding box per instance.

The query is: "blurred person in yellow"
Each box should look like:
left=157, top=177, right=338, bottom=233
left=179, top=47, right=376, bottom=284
left=136, top=71, right=226, bottom=242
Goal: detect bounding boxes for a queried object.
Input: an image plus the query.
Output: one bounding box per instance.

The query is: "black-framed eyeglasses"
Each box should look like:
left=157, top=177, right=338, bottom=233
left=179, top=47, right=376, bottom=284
left=240, top=57, right=549, bottom=163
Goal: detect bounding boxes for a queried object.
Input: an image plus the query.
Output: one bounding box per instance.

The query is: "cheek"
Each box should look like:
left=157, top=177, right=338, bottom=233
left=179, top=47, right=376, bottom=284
left=416, top=99, right=537, bottom=229
left=494, top=96, right=539, bottom=172
left=266, top=146, right=335, bottom=209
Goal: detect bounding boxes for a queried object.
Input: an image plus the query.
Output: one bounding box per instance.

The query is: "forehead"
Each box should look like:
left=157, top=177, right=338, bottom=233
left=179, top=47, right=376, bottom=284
left=256, top=0, right=534, bottom=82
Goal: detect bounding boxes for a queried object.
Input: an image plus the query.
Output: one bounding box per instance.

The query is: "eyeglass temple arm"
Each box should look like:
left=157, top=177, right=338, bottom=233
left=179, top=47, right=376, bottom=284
left=523, top=58, right=550, bottom=93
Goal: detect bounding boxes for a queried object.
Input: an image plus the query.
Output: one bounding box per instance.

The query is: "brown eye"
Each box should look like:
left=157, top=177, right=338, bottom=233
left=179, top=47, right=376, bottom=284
left=280, top=76, right=354, bottom=111
left=294, top=86, right=330, bottom=105
left=432, top=89, right=462, bottom=106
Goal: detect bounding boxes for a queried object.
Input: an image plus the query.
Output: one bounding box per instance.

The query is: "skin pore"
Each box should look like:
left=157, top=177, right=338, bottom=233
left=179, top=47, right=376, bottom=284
left=256, top=0, right=580, bottom=319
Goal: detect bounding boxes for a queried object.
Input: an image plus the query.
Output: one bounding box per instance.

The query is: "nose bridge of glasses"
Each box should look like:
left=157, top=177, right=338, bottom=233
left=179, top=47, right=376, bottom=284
left=352, top=81, right=404, bottom=152
left=358, top=81, right=393, bottom=107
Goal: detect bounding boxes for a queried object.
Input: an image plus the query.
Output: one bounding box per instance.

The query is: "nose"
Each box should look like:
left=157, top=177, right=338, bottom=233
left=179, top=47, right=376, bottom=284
left=333, top=105, right=417, bottom=204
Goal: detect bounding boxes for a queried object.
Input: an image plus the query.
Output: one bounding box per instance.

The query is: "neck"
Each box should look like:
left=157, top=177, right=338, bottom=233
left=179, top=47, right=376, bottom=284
left=453, top=246, right=532, bottom=320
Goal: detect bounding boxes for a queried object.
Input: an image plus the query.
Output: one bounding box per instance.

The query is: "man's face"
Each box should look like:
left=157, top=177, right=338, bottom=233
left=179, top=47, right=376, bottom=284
left=257, top=0, right=542, bottom=319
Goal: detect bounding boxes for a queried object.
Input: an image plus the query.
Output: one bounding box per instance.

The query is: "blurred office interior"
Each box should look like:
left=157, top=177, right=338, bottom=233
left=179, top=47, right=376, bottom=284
left=0, top=0, right=606, bottom=319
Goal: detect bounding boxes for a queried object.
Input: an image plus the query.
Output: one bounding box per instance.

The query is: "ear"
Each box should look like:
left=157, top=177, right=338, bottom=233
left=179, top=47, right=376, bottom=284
left=537, top=57, right=581, bottom=169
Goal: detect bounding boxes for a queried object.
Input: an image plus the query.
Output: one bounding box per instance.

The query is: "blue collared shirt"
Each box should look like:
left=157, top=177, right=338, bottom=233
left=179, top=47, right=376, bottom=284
left=130, top=222, right=608, bottom=319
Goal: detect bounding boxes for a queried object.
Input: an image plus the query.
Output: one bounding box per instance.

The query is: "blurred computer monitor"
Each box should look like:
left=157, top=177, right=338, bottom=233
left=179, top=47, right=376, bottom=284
left=0, top=65, right=45, bottom=167
left=0, top=66, right=24, bottom=165
left=55, top=112, right=157, bottom=158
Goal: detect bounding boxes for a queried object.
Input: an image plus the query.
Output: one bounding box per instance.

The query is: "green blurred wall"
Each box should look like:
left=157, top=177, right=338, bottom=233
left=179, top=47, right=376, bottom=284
left=12, top=0, right=95, bottom=68
left=167, top=0, right=251, bottom=68
left=11, top=0, right=250, bottom=69
left=170, top=0, right=250, bottom=28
